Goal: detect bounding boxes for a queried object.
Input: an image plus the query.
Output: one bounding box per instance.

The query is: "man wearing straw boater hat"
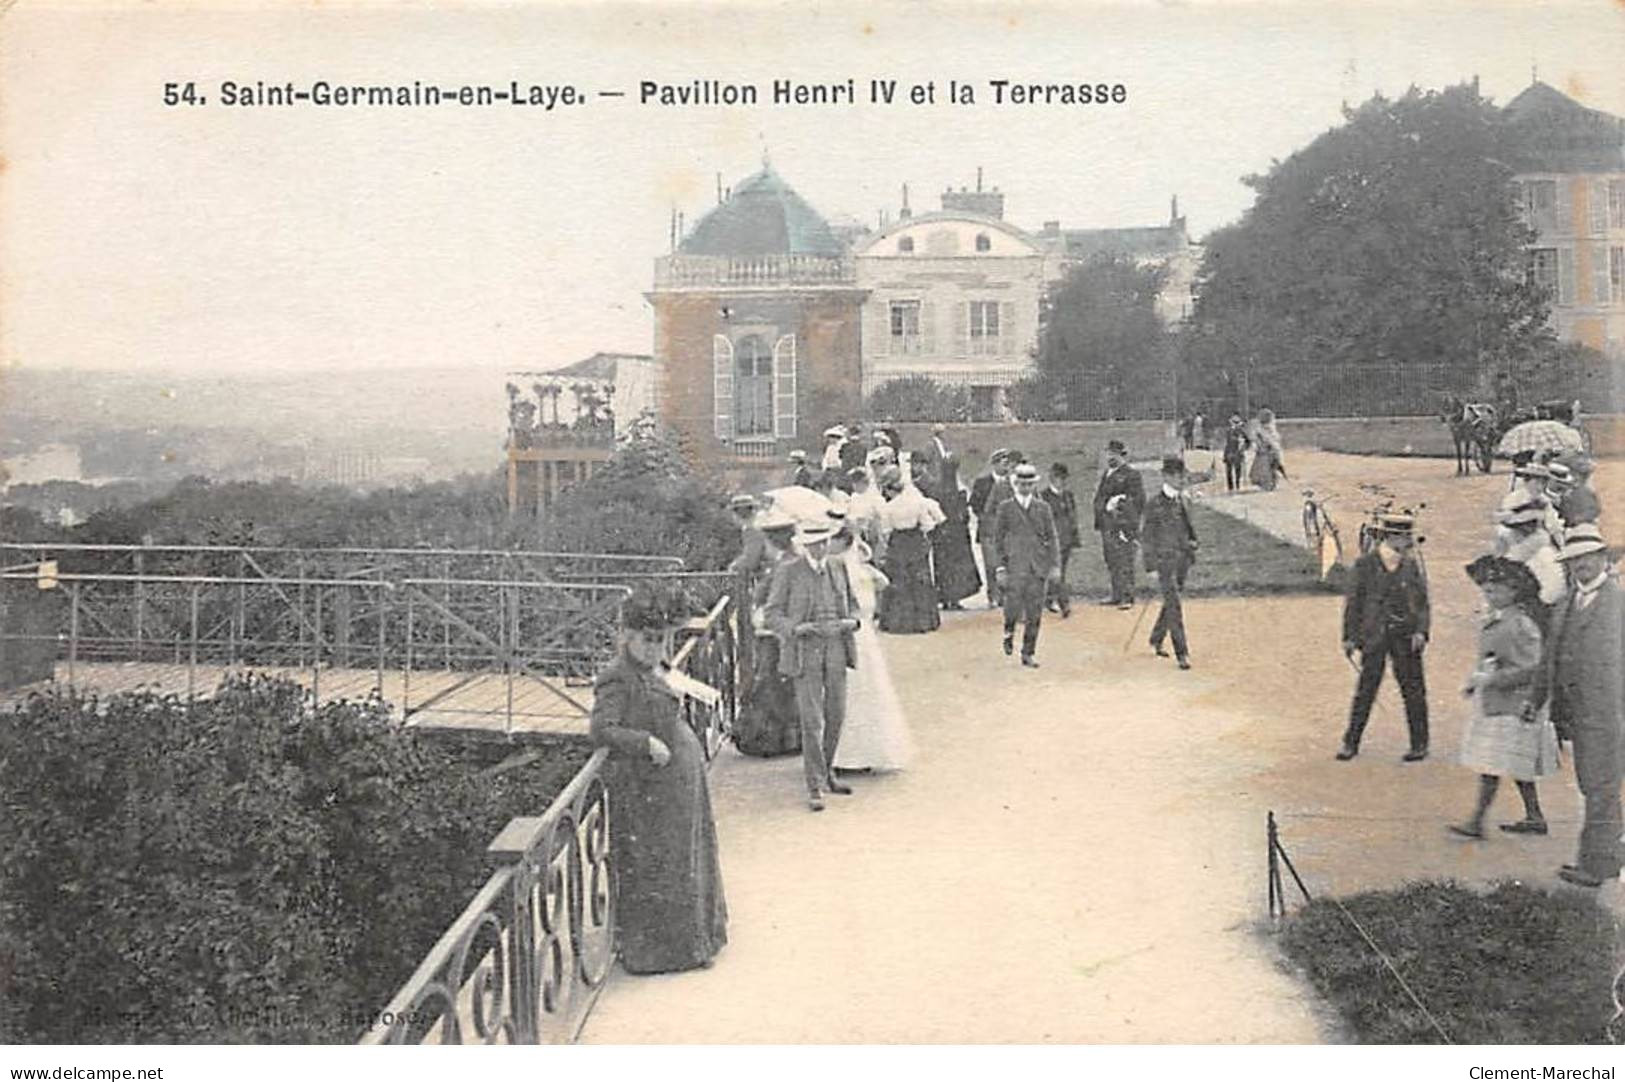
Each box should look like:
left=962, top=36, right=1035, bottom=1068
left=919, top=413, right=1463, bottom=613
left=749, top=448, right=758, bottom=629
left=763, top=515, right=860, bottom=811
left=1527, top=523, right=1623, bottom=888
left=1336, top=509, right=1431, bottom=762
left=992, top=462, right=1062, bottom=667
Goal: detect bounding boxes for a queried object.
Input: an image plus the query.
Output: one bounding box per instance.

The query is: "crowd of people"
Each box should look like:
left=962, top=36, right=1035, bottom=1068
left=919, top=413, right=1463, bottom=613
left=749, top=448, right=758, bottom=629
left=583, top=421, right=1620, bottom=980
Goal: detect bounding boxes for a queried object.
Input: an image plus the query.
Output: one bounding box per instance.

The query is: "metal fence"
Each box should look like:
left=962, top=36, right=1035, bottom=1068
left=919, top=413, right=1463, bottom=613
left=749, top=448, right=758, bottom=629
left=359, top=591, right=738, bottom=1045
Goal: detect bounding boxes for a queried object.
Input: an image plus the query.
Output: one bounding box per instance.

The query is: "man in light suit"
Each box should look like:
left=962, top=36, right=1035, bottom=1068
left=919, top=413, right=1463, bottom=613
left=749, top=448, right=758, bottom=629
left=1527, top=524, right=1623, bottom=888
left=764, top=519, right=860, bottom=811
left=993, top=463, right=1062, bottom=668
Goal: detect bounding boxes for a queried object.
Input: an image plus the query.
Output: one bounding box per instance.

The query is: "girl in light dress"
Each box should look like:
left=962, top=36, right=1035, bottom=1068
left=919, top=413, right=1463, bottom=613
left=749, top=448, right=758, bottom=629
left=828, top=524, right=915, bottom=772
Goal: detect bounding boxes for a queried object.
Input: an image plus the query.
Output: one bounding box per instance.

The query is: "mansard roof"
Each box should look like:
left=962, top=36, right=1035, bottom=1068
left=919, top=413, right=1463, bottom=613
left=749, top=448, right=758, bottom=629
left=678, top=167, right=845, bottom=257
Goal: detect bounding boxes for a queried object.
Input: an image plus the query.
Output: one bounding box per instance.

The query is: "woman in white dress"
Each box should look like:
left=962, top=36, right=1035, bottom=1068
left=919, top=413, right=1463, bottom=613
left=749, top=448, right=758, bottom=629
left=829, top=525, right=915, bottom=772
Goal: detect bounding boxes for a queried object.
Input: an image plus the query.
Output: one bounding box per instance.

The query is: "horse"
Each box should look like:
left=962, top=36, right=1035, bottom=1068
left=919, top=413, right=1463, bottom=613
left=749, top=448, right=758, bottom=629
left=1438, top=396, right=1498, bottom=475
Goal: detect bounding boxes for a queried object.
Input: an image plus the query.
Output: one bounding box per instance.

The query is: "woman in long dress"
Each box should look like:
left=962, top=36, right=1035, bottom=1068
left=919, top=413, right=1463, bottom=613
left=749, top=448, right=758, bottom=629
left=589, top=587, right=728, bottom=974
left=1449, top=556, right=1559, bottom=839
left=1248, top=408, right=1286, bottom=491
left=878, top=458, right=945, bottom=633
left=830, top=529, right=915, bottom=771
left=924, top=455, right=982, bottom=610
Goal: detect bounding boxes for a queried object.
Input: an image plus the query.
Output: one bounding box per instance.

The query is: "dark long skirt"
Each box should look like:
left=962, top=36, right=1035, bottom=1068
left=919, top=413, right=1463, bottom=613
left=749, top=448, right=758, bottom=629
left=880, top=528, right=941, bottom=634
left=610, top=716, right=728, bottom=974
left=931, top=514, right=982, bottom=605
left=733, top=634, right=802, bottom=757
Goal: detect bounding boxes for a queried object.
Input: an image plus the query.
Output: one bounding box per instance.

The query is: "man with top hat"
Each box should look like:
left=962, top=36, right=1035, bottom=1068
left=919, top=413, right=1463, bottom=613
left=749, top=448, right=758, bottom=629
left=1221, top=414, right=1251, bottom=492
left=1527, top=523, right=1623, bottom=887
left=1139, top=456, right=1199, bottom=669
left=992, top=462, right=1061, bottom=667
left=763, top=516, right=861, bottom=811
left=1093, top=438, right=1145, bottom=609
left=1337, top=509, right=1431, bottom=762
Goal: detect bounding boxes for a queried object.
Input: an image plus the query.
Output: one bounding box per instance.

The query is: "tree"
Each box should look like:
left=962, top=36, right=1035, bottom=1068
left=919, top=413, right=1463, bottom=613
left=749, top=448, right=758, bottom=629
left=1024, top=254, right=1170, bottom=420
left=1183, top=83, right=1553, bottom=417
left=864, top=376, right=972, bottom=423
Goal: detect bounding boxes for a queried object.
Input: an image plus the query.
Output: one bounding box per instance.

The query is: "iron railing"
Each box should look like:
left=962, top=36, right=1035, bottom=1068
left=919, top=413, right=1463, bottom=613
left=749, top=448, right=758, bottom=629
left=360, top=590, right=737, bottom=1045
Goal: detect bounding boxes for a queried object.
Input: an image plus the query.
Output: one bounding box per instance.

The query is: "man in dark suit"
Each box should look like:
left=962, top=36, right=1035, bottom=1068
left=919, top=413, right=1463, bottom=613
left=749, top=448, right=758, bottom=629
left=1140, top=456, right=1199, bottom=669
left=786, top=450, right=814, bottom=489
left=1336, top=511, right=1430, bottom=762
left=1093, top=439, right=1145, bottom=609
left=1040, top=462, right=1080, bottom=618
left=1527, top=524, right=1623, bottom=888
left=993, top=463, right=1062, bottom=668
left=763, top=519, right=860, bottom=811
left=972, top=449, right=1014, bottom=607
left=839, top=421, right=869, bottom=472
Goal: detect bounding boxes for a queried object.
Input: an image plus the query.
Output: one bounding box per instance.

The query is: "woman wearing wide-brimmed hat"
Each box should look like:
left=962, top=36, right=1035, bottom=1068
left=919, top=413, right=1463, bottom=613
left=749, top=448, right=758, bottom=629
left=1449, top=555, right=1559, bottom=840
left=589, top=584, right=728, bottom=973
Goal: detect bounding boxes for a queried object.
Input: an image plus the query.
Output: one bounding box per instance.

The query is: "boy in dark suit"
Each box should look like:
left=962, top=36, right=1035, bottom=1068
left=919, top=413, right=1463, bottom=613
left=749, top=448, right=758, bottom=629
left=972, top=449, right=1015, bottom=607
left=1093, top=439, right=1145, bottom=609
left=1040, top=462, right=1081, bottom=618
left=993, top=463, right=1062, bottom=667
left=1140, top=456, right=1199, bottom=669
left=1336, top=511, right=1430, bottom=762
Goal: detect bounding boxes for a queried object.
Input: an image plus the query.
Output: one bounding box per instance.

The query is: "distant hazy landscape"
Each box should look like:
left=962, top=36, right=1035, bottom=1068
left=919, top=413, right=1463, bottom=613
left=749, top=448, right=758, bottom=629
left=0, top=365, right=516, bottom=486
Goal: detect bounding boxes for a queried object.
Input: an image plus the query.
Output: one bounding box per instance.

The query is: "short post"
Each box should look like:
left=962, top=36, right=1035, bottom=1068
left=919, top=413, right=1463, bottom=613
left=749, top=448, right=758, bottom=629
left=404, top=591, right=414, bottom=717
left=1267, top=811, right=1280, bottom=921
left=312, top=586, right=322, bottom=705
left=375, top=587, right=387, bottom=699
left=188, top=583, right=200, bottom=701
left=67, top=582, right=80, bottom=686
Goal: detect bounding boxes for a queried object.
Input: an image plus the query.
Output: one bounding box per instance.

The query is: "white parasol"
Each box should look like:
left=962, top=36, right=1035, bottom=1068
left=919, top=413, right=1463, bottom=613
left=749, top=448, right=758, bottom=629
left=1496, top=420, right=1584, bottom=457
left=761, top=486, right=836, bottom=526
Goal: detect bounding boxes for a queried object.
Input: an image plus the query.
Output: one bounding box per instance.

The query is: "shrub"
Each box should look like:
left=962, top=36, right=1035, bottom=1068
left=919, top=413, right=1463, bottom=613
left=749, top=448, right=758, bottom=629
left=0, top=676, right=591, bottom=1043
left=864, top=376, right=972, bottom=423
left=1279, top=880, right=1621, bottom=1044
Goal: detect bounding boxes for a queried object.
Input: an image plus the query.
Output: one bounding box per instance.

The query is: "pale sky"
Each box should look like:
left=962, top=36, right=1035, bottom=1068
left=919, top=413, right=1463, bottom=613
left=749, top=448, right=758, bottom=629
left=2, top=0, right=1622, bottom=375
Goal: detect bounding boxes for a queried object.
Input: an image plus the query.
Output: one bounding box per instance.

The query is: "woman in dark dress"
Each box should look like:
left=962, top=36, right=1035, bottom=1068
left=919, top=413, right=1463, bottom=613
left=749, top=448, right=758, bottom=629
left=924, top=457, right=981, bottom=610
left=589, top=588, right=728, bottom=975
left=878, top=465, right=944, bottom=634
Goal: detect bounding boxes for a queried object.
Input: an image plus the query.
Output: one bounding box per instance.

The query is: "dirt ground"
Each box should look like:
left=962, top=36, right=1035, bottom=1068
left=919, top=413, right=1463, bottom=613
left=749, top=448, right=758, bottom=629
left=579, top=451, right=1619, bottom=1044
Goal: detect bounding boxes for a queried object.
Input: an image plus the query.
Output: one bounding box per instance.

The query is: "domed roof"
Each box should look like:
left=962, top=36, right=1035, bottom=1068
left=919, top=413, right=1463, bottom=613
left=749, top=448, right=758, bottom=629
left=679, top=167, right=845, bottom=258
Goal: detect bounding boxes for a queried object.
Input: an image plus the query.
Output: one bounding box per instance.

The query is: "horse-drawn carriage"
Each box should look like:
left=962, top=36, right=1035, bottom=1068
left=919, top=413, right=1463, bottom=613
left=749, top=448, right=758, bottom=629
left=1439, top=396, right=1584, bottom=475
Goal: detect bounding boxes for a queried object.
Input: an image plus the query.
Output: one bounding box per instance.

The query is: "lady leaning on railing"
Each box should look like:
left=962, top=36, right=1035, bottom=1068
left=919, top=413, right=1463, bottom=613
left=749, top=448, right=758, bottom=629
left=586, top=583, right=729, bottom=975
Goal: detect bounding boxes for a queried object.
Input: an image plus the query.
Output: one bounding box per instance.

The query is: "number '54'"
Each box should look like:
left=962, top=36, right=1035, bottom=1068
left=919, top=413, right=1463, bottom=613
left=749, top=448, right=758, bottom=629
left=163, top=82, right=202, bottom=105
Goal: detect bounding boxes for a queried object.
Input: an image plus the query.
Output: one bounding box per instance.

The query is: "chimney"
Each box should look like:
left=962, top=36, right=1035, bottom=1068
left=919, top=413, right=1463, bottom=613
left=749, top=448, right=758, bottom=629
left=716, top=172, right=723, bottom=205
left=941, top=178, right=1005, bottom=219
left=669, top=207, right=677, bottom=252
left=677, top=211, right=685, bottom=240
left=1170, top=195, right=1179, bottom=223
left=976, top=166, right=983, bottom=192
left=900, top=182, right=912, bottom=220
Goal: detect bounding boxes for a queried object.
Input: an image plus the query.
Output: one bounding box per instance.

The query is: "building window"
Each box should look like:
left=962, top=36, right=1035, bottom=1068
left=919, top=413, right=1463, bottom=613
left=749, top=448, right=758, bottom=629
left=975, top=233, right=991, bottom=252
left=1527, top=248, right=1558, bottom=294
left=1522, top=180, right=1557, bottom=232
left=890, top=300, right=922, bottom=354
left=969, top=300, right=1000, bottom=355
left=898, top=236, right=914, bottom=254
left=1612, top=246, right=1625, bottom=303
left=1612, top=181, right=1625, bottom=231
left=734, top=334, right=773, bottom=437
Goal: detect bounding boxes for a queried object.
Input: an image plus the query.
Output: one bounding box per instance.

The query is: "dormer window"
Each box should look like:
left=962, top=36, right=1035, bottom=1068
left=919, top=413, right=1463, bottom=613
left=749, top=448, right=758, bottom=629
left=898, top=236, right=914, bottom=254
left=975, top=233, right=991, bottom=252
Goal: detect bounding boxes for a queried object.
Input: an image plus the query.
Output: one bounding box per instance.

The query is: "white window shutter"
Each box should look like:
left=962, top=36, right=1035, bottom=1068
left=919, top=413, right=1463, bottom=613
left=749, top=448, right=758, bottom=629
left=1591, top=244, right=1611, bottom=306
left=712, top=335, right=734, bottom=440
left=953, top=301, right=969, bottom=356
left=1556, top=179, right=1574, bottom=232
left=921, top=299, right=936, bottom=355
left=1558, top=248, right=1576, bottom=305
left=870, top=299, right=890, bottom=357
left=773, top=334, right=797, bottom=439
left=1590, top=179, right=1610, bottom=235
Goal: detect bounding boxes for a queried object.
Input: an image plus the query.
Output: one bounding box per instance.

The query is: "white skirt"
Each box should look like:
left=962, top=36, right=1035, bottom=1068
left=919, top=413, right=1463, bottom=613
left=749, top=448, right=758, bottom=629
left=834, top=620, right=915, bottom=771
left=1458, top=701, right=1560, bottom=781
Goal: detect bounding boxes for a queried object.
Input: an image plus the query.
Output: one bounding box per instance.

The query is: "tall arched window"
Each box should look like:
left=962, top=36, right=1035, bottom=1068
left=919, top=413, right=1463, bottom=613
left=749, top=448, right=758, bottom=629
left=735, top=335, right=773, bottom=436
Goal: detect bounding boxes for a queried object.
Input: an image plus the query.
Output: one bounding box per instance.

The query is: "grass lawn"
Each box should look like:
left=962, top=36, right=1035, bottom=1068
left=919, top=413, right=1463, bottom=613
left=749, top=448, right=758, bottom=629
left=1052, top=464, right=1339, bottom=602
left=1279, top=881, right=1622, bottom=1044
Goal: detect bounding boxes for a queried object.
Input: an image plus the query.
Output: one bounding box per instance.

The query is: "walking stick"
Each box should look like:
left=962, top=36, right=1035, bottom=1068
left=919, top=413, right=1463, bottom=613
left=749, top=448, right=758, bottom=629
left=1122, top=594, right=1154, bottom=653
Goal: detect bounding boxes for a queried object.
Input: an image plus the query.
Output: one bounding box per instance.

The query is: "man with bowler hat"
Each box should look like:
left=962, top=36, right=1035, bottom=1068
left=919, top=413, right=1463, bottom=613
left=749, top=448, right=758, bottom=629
left=1093, top=439, right=1145, bottom=609
left=1140, top=456, right=1199, bottom=669
left=1337, top=510, right=1431, bottom=762
left=993, top=463, right=1062, bottom=667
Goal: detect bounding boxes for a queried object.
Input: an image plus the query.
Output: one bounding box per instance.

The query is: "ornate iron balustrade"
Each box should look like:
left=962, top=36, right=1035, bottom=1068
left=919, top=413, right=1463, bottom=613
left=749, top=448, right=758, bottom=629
left=360, top=587, right=737, bottom=1045
left=359, top=747, right=616, bottom=1045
